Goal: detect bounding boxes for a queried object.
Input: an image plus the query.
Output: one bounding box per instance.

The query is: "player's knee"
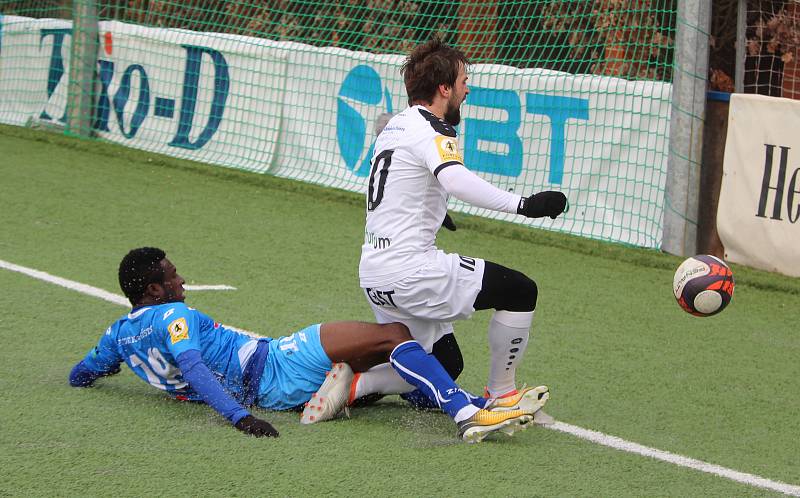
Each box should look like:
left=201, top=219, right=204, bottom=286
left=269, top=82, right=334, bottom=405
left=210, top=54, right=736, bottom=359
left=478, top=262, right=538, bottom=312
left=503, top=272, right=538, bottom=312
left=520, top=274, right=538, bottom=309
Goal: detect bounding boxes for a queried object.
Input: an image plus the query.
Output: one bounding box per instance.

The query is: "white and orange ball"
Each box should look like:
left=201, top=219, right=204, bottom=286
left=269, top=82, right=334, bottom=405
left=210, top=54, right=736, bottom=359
left=673, top=255, right=735, bottom=317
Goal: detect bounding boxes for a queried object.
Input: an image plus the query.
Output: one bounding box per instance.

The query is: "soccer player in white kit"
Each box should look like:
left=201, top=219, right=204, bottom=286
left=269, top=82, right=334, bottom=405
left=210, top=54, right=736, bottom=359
left=351, top=38, right=568, bottom=411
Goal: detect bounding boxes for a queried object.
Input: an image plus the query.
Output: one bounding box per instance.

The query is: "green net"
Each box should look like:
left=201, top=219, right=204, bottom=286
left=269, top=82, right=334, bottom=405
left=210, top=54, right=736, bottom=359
left=0, top=1, right=72, bottom=19
left=94, top=0, right=675, bottom=77
left=0, top=0, right=678, bottom=248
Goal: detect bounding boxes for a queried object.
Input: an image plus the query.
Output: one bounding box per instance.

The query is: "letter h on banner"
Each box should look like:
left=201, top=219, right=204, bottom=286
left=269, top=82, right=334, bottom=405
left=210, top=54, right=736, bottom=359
left=757, top=144, right=800, bottom=223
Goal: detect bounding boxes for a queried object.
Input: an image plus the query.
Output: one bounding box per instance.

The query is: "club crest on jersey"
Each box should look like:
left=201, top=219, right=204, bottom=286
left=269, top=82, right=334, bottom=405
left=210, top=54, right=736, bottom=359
left=168, top=317, right=189, bottom=344
left=435, top=135, right=462, bottom=163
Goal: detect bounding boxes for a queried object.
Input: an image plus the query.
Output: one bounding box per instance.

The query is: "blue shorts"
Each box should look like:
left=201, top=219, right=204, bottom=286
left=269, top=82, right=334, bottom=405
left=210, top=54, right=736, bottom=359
left=256, top=324, right=333, bottom=410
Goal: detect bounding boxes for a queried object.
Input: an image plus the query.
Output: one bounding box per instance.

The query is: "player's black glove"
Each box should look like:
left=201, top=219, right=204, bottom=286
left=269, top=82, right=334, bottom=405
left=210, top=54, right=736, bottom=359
left=442, top=212, right=457, bottom=231
left=516, top=191, right=568, bottom=219
left=234, top=415, right=279, bottom=438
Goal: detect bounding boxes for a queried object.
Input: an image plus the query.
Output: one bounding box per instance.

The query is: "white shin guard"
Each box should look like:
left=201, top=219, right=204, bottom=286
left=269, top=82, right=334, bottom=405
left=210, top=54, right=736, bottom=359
left=487, top=310, right=533, bottom=397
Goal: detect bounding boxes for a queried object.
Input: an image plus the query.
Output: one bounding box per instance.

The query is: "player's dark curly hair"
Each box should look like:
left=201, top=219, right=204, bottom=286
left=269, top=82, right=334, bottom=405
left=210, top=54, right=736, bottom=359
left=401, top=37, right=469, bottom=106
left=118, top=247, right=166, bottom=305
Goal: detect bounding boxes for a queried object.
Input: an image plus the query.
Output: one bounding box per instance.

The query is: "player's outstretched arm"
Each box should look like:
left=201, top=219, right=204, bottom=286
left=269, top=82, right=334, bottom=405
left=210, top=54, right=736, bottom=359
left=69, top=333, right=123, bottom=388
left=68, top=359, right=121, bottom=387
left=176, top=349, right=278, bottom=437
left=437, top=164, right=521, bottom=213
left=437, top=164, right=567, bottom=220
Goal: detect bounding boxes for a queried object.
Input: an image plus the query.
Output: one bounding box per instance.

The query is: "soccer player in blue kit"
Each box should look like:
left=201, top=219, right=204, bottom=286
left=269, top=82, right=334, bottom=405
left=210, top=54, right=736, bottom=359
left=69, top=247, right=541, bottom=442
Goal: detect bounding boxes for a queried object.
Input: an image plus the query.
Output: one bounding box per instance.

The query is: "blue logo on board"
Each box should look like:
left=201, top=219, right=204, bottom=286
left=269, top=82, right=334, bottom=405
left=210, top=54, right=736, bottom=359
left=334, top=63, right=589, bottom=185
left=336, top=65, right=393, bottom=177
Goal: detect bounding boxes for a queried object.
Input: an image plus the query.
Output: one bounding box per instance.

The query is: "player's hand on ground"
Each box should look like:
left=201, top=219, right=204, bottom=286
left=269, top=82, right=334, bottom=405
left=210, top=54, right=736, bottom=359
left=234, top=415, right=279, bottom=437
left=442, top=212, right=457, bottom=231
left=105, top=364, right=122, bottom=376
left=517, top=191, right=568, bottom=219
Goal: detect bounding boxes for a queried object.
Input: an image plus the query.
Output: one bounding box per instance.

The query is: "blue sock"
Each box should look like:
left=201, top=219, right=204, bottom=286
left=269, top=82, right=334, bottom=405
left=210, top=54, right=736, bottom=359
left=400, top=389, right=439, bottom=410
left=470, top=395, right=489, bottom=409
left=402, top=389, right=489, bottom=410
left=389, top=341, right=474, bottom=420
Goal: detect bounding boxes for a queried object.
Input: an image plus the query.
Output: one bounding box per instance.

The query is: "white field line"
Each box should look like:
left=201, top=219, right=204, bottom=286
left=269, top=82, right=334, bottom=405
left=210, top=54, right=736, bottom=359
left=548, top=422, right=800, bottom=496
left=0, top=258, right=259, bottom=339
left=2, top=258, right=799, bottom=496
left=184, top=284, right=237, bottom=291
left=0, top=259, right=130, bottom=307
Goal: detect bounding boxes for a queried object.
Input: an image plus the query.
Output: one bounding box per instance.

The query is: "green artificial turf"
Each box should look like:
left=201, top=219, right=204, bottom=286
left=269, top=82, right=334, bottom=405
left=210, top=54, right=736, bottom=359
left=1, top=125, right=798, bottom=497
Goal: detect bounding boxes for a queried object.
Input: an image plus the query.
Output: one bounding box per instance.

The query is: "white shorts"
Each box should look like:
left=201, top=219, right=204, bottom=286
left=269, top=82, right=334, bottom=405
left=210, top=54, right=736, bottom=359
left=362, top=250, right=485, bottom=351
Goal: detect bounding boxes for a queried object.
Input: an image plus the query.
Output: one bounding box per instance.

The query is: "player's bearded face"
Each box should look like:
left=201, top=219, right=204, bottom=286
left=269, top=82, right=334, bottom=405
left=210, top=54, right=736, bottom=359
left=444, top=92, right=462, bottom=126
left=444, top=64, right=468, bottom=126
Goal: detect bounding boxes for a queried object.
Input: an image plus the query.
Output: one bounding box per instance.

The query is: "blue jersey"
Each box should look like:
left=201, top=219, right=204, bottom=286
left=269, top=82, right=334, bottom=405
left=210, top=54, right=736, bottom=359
left=81, top=302, right=265, bottom=403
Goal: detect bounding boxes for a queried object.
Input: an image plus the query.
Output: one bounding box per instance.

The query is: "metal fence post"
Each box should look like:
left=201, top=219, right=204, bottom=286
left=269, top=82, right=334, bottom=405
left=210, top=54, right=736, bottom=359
left=662, top=0, right=711, bottom=256
left=66, top=0, right=98, bottom=137
left=735, top=0, right=746, bottom=92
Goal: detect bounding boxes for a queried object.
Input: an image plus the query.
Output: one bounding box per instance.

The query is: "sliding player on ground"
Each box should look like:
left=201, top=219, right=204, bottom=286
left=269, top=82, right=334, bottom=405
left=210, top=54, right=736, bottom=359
left=69, top=247, right=540, bottom=442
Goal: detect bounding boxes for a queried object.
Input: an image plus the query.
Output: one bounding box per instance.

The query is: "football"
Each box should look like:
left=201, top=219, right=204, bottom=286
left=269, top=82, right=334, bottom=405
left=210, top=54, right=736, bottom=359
left=673, top=255, right=735, bottom=316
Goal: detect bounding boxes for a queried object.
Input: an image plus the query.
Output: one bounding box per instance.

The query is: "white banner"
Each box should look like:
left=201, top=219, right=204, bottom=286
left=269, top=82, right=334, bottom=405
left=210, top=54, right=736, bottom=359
left=0, top=16, right=73, bottom=126
left=274, top=49, right=672, bottom=247
left=717, top=93, right=800, bottom=277
left=0, top=16, right=671, bottom=247
left=0, top=17, right=286, bottom=172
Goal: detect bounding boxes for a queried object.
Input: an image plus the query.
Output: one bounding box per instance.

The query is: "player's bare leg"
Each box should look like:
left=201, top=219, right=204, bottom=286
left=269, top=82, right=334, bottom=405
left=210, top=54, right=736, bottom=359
left=301, top=321, right=410, bottom=424
left=304, top=322, right=534, bottom=441
left=320, top=321, right=412, bottom=372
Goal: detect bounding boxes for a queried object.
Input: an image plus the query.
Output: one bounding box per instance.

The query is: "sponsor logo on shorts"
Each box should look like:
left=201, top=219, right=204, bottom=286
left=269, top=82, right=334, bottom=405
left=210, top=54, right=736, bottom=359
left=366, top=288, right=397, bottom=307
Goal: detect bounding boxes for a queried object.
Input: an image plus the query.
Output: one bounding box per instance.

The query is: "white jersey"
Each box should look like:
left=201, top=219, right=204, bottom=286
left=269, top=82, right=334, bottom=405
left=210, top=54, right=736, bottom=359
left=359, top=105, right=463, bottom=287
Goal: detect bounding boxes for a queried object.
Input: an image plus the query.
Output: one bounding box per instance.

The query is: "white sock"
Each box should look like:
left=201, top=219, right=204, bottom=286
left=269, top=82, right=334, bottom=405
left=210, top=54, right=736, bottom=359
left=453, top=404, right=480, bottom=423
left=351, top=362, right=414, bottom=399
left=487, top=310, right=533, bottom=397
